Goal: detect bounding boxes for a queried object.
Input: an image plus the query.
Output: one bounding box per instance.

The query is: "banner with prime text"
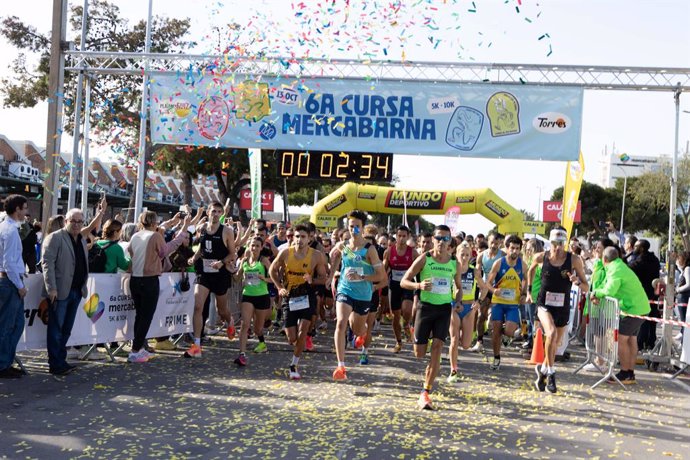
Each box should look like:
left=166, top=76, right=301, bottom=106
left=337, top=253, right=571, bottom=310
left=18, top=273, right=196, bottom=352
left=150, top=74, right=583, bottom=161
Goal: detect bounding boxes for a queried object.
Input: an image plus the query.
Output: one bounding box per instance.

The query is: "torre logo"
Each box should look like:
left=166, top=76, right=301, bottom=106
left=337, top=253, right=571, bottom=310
left=533, top=112, right=571, bottom=134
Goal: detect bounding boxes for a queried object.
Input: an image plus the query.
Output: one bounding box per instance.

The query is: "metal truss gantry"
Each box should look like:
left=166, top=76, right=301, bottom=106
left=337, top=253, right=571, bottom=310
left=64, top=51, right=690, bottom=91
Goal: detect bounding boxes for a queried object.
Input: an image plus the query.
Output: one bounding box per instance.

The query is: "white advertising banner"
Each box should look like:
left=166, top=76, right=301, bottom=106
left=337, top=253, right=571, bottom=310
left=18, top=273, right=196, bottom=351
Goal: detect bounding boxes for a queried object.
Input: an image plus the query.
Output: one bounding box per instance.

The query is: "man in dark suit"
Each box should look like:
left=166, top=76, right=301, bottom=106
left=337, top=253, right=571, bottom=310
left=628, top=239, right=660, bottom=351
left=41, top=209, right=90, bottom=375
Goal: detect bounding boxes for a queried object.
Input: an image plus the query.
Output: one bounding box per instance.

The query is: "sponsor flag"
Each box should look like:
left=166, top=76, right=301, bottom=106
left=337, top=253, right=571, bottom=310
left=561, top=151, right=585, bottom=241
left=444, top=206, right=461, bottom=235
left=248, top=148, right=262, bottom=219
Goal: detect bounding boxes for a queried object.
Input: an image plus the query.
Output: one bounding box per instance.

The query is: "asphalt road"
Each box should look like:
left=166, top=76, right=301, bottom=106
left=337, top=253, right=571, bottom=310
left=2, top=323, right=689, bottom=460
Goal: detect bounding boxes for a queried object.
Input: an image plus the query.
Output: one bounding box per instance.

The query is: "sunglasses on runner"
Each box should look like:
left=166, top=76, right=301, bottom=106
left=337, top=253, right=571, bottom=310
left=434, top=235, right=451, bottom=242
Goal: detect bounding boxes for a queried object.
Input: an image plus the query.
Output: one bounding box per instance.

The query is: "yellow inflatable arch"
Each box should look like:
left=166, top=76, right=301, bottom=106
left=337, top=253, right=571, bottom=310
left=310, top=182, right=524, bottom=234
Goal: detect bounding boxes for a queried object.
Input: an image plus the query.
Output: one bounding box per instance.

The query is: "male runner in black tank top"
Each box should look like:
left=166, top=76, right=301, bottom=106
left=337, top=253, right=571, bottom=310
left=305, top=222, right=328, bottom=351
left=184, top=202, right=236, bottom=358
left=527, top=228, right=588, bottom=393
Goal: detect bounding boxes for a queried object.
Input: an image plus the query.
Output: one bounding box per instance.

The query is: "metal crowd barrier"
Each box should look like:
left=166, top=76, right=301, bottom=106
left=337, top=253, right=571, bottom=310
left=573, top=296, right=625, bottom=389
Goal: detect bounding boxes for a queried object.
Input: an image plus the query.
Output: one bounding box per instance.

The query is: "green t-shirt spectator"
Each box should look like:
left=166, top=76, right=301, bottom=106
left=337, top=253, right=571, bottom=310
left=96, top=240, right=131, bottom=274
left=591, top=258, right=651, bottom=316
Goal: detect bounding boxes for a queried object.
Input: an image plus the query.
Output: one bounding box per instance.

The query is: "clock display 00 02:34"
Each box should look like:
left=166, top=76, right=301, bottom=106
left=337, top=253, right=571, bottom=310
left=277, top=150, right=393, bottom=181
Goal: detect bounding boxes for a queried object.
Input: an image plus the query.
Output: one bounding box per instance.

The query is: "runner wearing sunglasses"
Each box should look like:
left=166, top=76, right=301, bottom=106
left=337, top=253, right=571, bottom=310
left=527, top=227, right=588, bottom=393
left=401, top=225, right=463, bottom=410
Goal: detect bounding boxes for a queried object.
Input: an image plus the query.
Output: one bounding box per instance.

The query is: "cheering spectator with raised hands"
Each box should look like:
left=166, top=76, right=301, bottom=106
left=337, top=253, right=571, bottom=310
left=127, top=211, right=191, bottom=363
left=82, top=196, right=108, bottom=248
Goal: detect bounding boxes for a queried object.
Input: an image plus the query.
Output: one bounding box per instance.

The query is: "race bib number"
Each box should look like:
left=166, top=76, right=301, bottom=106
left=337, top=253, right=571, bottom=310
left=545, top=291, right=566, bottom=307
left=289, top=295, right=310, bottom=312
left=346, top=267, right=364, bottom=282
left=496, top=288, right=515, bottom=300
left=245, top=272, right=260, bottom=286
left=203, top=259, right=219, bottom=273
left=461, top=279, right=474, bottom=293
left=391, top=269, right=406, bottom=282
left=431, top=277, right=451, bottom=295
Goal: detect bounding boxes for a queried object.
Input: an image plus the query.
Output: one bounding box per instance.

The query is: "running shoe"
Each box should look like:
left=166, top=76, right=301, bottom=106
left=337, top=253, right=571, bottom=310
left=373, top=320, right=381, bottom=332
left=393, top=342, right=402, bottom=354
left=305, top=336, right=314, bottom=352
left=608, top=370, right=636, bottom=385
left=354, top=334, right=366, bottom=349
left=128, top=350, right=149, bottom=363
left=359, top=353, right=369, bottom=365
left=620, top=372, right=636, bottom=385
left=417, top=391, right=434, bottom=410
left=346, top=328, right=354, bottom=347
left=140, top=349, right=156, bottom=361
left=317, top=320, right=328, bottom=331
left=534, top=364, right=546, bottom=392
left=234, top=354, right=247, bottom=367
left=154, top=340, right=176, bottom=351
left=447, top=371, right=460, bottom=384
left=582, top=363, right=600, bottom=373
left=183, top=344, right=202, bottom=358
left=289, top=366, right=301, bottom=380
left=253, top=342, right=268, bottom=353
left=470, top=341, right=484, bottom=353
left=226, top=325, right=236, bottom=340
left=546, top=373, right=557, bottom=393
left=332, top=366, right=347, bottom=381
left=490, top=357, right=501, bottom=371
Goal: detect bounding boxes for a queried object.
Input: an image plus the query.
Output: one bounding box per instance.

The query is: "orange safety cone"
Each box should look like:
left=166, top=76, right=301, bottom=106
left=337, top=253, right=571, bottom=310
left=526, top=328, right=545, bottom=365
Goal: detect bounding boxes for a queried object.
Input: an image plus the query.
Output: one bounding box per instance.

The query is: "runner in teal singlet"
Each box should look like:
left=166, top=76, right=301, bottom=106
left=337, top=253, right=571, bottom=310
left=328, top=210, right=386, bottom=381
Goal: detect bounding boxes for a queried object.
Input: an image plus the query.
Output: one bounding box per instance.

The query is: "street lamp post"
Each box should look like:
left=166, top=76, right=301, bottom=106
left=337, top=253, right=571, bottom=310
left=536, top=186, right=543, bottom=221
left=618, top=166, right=628, bottom=234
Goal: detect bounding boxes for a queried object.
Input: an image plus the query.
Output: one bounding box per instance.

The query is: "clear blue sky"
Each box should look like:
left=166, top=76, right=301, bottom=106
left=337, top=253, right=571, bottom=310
left=1, top=0, right=688, bottom=233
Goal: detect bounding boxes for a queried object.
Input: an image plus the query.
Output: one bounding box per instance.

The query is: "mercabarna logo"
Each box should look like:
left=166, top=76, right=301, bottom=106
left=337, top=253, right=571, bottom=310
left=83, top=293, right=105, bottom=323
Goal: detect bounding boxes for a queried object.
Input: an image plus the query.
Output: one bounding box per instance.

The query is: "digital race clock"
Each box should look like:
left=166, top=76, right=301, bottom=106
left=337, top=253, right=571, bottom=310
left=276, top=150, right=393, bottom=182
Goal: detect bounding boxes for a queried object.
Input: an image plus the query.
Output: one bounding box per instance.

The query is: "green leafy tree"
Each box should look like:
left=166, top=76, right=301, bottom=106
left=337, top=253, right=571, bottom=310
left=1, top=1, right=195, bottom=215
left=626, top=155, right=690, bottom=250
left=521, top=209, right=536, bottom=221
left=1, top=1, right=194, bottom=139
left=550, top=181, right=622, bottom=236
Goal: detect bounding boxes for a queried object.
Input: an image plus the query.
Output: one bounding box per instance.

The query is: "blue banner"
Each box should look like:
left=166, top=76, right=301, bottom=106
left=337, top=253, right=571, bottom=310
left=150, top=73, right=583, bottom=160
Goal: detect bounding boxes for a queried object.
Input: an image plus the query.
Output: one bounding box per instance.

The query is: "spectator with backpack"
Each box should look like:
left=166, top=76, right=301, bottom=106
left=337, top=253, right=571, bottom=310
left=89, top=219, right=130, bottom=274
left=88, top=219, right=131, bottom=360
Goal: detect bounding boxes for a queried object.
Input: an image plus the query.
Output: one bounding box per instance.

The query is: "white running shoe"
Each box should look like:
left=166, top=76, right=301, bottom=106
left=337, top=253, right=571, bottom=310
left=582, top=362, right=603, bottom=372
left=128, top=350, right=149, bottom=363
left=470, top=341, right=484, bottom=353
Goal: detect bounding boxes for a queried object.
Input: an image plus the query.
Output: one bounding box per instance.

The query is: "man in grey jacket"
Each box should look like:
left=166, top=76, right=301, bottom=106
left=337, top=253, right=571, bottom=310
left=41, top=209, right=89, bottom=375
